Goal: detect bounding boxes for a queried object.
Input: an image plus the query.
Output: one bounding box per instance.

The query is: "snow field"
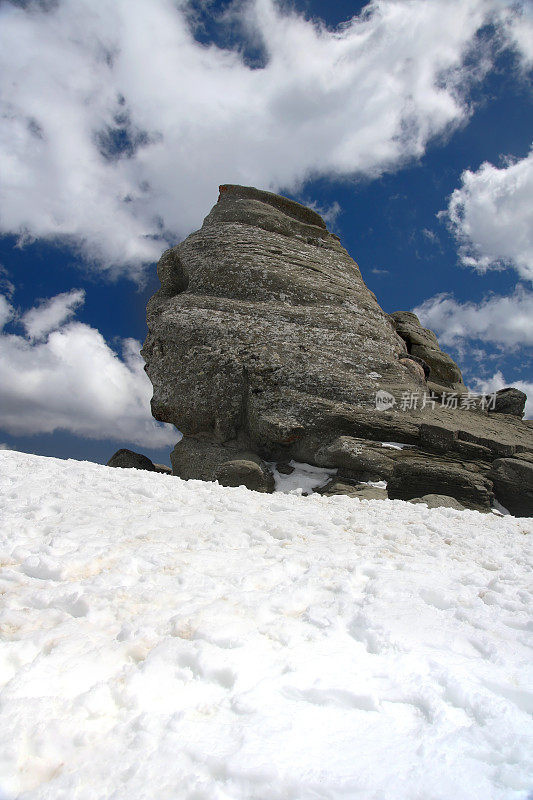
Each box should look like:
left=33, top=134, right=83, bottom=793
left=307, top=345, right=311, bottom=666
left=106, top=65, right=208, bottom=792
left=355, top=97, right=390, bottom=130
left=0, top=450, right=532, bottom=800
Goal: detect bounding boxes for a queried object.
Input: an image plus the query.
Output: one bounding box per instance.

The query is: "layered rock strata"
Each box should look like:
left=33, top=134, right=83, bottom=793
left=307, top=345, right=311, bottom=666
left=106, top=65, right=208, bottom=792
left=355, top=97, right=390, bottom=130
left=142, top=185, right=533, bottom=515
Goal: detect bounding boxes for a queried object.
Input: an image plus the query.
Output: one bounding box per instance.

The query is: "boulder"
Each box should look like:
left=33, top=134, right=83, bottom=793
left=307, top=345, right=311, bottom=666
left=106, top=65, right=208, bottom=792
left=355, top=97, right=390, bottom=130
left=488, top=458, right=533, bottom=517
left=214, top=459, right=275, bottom=493
left=399, top=356, right=428, bottom=382
left=106, top=449, right=157, bottom=472
left=409, top=494, right=466, bottom=511
left=320, top=480, right=388, bottom=501
left=387, top=459, right=493, bottom=512
left=170, top=435, right=273, bottom=486
left=489, top=388, right=526, bottom=418
left=411, top=346, right=463, bottom=389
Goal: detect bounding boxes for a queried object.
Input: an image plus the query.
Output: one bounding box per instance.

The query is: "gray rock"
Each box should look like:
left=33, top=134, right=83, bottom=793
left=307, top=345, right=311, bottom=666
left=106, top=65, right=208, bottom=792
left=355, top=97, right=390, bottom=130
left=411, top=346, right=464, bottom=389
left=453, top=440, right=492, bottom=460
left=143, top=184, right=421, bottom=457
left=420, top=423, right=456, bottom=454
left=389, top=311, right=464, bottom=390
left=214, top=459, right=275, bottom=493
left=170, top=435, right=272, bottom=484
left=276, top=462, right=295, bottom=474
left=387, top=459, right=493, bottom=512
left=399, top=356, right=427, bottom=382
left=320, top=480, right=388, bottom=501
left=489, top=388, right=526, bottom=418
left=515, top=449, right=533, bottom=463
left=153, top=463, right=172, bottom=475
left=456, top=431, right=516, bottom=458
left=106, top=449, right=157, bottom=472
left=409, top=494, right=466, bottom=510
left=142, top=184, right=532, bottom=503
left=316, top=436, right=394, bottom=480
left=399, top=354, right=430, bottom=380
left=488, top=458, right=533, bottom=517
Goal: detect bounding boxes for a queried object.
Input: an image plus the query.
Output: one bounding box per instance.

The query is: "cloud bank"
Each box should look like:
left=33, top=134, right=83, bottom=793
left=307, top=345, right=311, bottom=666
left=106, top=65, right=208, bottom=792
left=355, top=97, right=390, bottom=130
left=414, top=285, right=533, bottom=349
left=444, top=148, right=533, bottom=282
left=0, top=0, right=530, bottom=279
left=0, top=291, right=176, bottom=447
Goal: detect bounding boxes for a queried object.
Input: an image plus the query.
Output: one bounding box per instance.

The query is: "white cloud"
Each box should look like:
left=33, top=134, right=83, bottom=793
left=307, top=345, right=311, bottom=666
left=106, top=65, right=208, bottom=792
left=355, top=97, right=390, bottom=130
left=0, top=0, right=529, bottom=279
left=471, top=370, right=533, bottom=419
left=413, top=285, right=533, bottom=348
left=498, top=0, right=533, bottom=70
left=304, top=200, right=342, bottom=227
left=0, top=294, right=14, bottom=331
left=0, top=292, right=176, bottom=448
left=22, top=289, right=85, bottom=340
left=0, top=265, right=15, bottom=299
left=444, top=147, right=533, bottom=281
left=422, top=228, right=439, bottom=245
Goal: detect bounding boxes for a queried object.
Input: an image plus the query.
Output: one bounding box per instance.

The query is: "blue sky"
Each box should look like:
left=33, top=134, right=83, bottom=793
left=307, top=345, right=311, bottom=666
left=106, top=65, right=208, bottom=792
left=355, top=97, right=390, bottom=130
left=0, top=0, right=532, bottom=466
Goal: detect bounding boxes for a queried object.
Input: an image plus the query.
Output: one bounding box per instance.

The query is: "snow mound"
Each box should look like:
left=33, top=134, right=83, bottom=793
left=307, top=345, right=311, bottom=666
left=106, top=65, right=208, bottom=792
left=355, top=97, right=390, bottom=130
left=0, top=450, right=532, bottom=800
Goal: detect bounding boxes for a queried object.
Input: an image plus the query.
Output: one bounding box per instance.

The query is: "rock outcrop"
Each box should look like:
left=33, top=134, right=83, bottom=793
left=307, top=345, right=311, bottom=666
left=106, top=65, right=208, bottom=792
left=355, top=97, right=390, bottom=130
left=488, top=458, right=533, bottom=516
left=107, top=449, right=171, bottom=474
left=389, top=311, right=465, bottom=392
left=143, top=184, right=533, bottom=515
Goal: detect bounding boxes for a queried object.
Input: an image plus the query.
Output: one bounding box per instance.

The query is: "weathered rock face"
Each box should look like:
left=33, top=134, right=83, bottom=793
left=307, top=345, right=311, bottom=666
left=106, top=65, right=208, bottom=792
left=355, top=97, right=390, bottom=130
left=387, top=459, right=494, bottom=512
left=489, top=458, right=533, bottom=516
left=389, top=311, right=465, bottom=391
left=491, top=388, right=526, bottom=418
left=143, top=184, right=418, bottom=447
left=143, top=184, right=533, bottom=514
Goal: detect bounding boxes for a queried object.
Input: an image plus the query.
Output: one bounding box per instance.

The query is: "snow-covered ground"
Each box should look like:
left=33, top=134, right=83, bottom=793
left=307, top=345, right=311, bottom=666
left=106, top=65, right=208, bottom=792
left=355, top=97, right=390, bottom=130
left=0, top=449, right=532, bottom=800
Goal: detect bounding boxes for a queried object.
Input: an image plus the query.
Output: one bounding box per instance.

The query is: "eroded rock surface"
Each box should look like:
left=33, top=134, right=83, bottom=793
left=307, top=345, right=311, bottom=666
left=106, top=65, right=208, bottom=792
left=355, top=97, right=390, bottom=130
left=389, top=311, right=465, bottom=392
left=143, top=184, right=532, bottom=513
left=489, top=458, right=533, bottom=516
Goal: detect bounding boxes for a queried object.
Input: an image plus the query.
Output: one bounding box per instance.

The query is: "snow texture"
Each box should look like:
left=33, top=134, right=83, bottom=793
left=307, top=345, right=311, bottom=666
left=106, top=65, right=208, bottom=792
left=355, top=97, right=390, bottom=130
left=0, top=449, right=532, bottom=800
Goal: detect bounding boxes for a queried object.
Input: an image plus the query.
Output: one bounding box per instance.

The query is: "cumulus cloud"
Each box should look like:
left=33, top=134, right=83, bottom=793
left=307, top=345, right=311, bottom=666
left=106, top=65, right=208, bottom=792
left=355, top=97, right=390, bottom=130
left=22, top=289, right=85, bottom=340
left=471, top=370, right=533, bottom=418
left=0, top=0, right=529, bottom=279
left=444, top=147, right=533, bottom=281
left=413, top=285, right=533, bottom=349
left=0, top=292, right=176, bottom=447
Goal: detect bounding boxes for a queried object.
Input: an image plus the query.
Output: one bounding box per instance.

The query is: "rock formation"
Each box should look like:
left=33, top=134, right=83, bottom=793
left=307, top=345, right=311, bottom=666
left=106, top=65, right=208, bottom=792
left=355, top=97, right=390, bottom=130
left=107, top=449, right=171, bottom=474
left=142, top=184, right=533, bottom=515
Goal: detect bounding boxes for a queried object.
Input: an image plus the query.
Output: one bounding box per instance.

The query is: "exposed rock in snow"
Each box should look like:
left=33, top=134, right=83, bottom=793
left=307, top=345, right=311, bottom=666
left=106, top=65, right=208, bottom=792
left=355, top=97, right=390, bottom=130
left=142, top=185, right=532, bottom=513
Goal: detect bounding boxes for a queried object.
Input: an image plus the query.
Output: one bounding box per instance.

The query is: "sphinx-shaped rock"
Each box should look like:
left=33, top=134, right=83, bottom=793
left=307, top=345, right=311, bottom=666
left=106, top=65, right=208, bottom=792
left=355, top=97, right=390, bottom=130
left=143, top=185, right=533, bottom=512
left=143, top=184, right=421, bottom=466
